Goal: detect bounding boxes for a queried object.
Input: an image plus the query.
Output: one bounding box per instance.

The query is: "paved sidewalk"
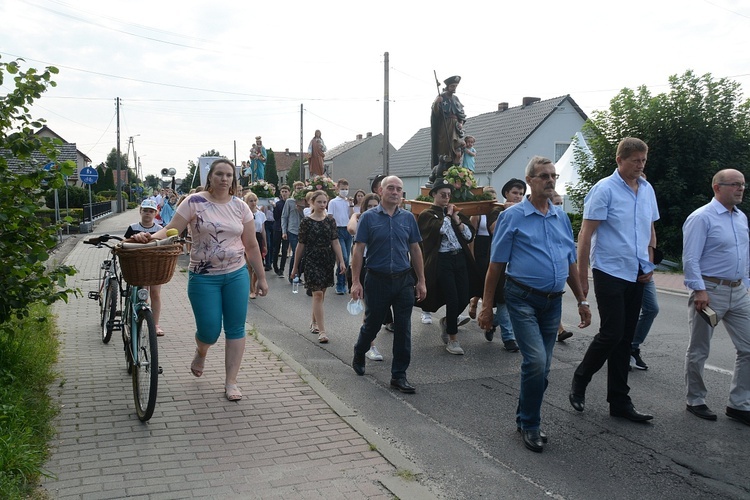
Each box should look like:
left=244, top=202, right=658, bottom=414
left=43, top=210, right=432, bottom=499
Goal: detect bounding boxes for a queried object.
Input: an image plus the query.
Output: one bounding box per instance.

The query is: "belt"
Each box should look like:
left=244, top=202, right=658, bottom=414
left=367, top=268, right=412, bottom=279
left=507, top=276, right=565, bottom=299
left=702, top=276, right=743, bottom=287
left=440, top=248, right=463, bottom=256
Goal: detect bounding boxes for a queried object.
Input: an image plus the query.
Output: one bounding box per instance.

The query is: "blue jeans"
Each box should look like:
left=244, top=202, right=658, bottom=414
left=287, top=232, right=299, bottom=278
left=504, top=280, right=561, bottom=431
left=493, top=303, right=516, bottom=342
left=187, top=266, right=249, bottom=344
left=354, top=270, right=414, bottom=379
left=632, top=280, right=659, bottom=350
left=336, top=228, right=352, bottom=291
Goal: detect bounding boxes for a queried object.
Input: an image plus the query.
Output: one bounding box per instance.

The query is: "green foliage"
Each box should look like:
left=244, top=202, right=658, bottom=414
left=0, top=56, right=78, bottom=327
left=96, top=190, right=128, bottom=202
left=287, top=159, right=300, bottom=184
left=179, top=150, right=222, bottom=193
left=100, top=162, right=115, bottom=191
left=144, top=174, right=160, bottom=191
left=569, top=70, right=750, bottom=258
left=0, top=303, right=60, bottom=498
left=44, top=185, right=89, bottom=208
left=265, top=149, right=279, bottom=188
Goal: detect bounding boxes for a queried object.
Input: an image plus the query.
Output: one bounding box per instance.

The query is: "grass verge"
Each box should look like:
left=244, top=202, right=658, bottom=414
left=0, top=303, right=60, bottom=499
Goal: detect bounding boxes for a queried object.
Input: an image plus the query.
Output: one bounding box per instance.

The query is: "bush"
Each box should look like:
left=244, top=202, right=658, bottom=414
left=96, top=190, right=128, bottom=202
left=44, top=185, right=89, bottom=209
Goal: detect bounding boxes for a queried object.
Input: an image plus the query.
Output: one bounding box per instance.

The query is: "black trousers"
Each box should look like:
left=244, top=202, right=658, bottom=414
left=573, top=269, right=644, bottom=408
left=271, top=229, right=288, bottom=273
left=437, top=251, right=470, bottom=335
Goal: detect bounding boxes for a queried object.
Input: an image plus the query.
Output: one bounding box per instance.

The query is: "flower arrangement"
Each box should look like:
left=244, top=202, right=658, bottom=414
left=293, top=175, right=337, bottom=201
left=444, top=166, right=478, bottom=202
left=248, top=179, right=275, bottom=198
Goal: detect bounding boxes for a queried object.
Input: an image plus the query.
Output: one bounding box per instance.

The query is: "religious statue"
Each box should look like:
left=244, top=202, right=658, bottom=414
left=429, top=75, right=466, bottom=185
left=307, top=129, right=327, bottom=177
left=249, top=136, right=267, bottom=181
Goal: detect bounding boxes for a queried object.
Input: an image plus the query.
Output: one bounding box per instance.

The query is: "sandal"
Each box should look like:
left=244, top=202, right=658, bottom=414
left=156, top=324, right=165, bottom=336
left=190, top=350, right=205, bottom=377
left=250, top=292, right=256, bottom=300
left=225, top=384, right=242, bottom=401
left=469, top=299, right=478, bottom=320
left=310, top=322, right=320, bottom=334
left=318, top=332, right=329, bottom=343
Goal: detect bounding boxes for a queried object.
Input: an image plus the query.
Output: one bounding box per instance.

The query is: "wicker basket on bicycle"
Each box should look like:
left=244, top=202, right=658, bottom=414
left=113, top=242, right=182, bottom=286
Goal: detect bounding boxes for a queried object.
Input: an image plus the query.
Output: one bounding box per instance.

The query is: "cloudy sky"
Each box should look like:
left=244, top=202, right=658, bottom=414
left=2, top=0, right=749, bottom=181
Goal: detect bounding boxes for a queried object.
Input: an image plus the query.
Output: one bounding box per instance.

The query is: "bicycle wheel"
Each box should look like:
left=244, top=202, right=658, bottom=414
left=101, top=279, right=117, bottom=344
left=132, top=308, right=159, bottom=421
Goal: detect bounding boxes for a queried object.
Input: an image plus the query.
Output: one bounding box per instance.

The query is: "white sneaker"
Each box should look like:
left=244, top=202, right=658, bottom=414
left=446, top=340, right=465, bottom=355
left=366, top=346, right=383, bottom=361
left=421, top=312, right=432, bottom=324
left=457, top=315, right=470, bottom=327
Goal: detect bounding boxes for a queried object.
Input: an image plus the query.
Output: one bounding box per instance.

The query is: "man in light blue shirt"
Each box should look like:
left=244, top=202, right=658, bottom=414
left=682, top=169, right=750, bottom=425
left=478, top=156, right=590, bottom=452
left=570, top=138, right=659, bottom=423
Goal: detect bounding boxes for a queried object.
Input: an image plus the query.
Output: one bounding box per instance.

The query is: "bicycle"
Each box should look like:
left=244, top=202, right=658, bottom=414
left=85, top=232, right=181, bottom=421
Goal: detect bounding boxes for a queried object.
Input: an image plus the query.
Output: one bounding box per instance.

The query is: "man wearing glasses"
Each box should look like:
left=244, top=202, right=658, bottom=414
left=569, top=137, right=660, bottom=422
left=682, top=169, right=750, bottom=426
left=478, top=156, right=590, bottom=452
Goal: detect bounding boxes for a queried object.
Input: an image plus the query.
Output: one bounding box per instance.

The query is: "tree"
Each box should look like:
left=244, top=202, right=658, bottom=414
left=0, top=57, right=77, bottom=327
left=144, top=174, right=160, bottom=191
left=569, top=70, right=750, bottom=258
left=287, top=159, right=300, bottom=185
left=265, top=149, right=279, bottom=189
left=94, top=162, right=107, bottom=192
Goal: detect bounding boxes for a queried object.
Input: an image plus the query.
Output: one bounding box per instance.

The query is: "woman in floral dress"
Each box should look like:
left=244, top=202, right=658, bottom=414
left=291, top=191, right=346, bottom=343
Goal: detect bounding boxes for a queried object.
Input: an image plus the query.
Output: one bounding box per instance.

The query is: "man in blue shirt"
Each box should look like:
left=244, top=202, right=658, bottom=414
left=350, top=176, right=427, bottom=393
left=682, top=169, right=750, bottom=425
left=570, top=137, right=659, bottom=423
left=478, top=156, right=590, bottom=452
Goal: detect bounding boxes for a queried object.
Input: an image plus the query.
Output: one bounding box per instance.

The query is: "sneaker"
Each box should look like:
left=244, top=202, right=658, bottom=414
left=484, top=326, right=496, bottom=341
left=335, top=286, right=346, bottom=295
left=385, top=323, right=395, bottom=332
left=503, top=339, right=520, bottom=352
left=630, top=349, right=648, bottom=370
left=457, top=315, right=470, bottom=327
left=421, top=311, right=432, bottom=324
left=366, top=346, right=384, bottom=361
left=446, top=340, right=465, bottom=355
left=439, top=317, right=449, bottom=344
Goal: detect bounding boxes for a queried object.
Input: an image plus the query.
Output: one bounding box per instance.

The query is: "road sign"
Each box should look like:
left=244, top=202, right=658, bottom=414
left=80, top=166, right=98, bottom=185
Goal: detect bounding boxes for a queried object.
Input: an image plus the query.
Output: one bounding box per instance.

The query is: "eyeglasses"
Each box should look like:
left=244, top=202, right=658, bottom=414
left=718, top=182, right=746, bottom=189
left=531, top=173, right=559, bottom=181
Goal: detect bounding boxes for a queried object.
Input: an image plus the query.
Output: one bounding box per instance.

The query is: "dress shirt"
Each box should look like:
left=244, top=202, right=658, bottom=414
left=584, top=169, right=659, bottom=282
left=491, top=197, right=576, bottom=292
left=683, top=198, right=750, bottom=291
left=439, top=216, right=471, bottom=253
left=328, top=196, right=351, bottom=227
left=355, top=205, right=421, bottom=274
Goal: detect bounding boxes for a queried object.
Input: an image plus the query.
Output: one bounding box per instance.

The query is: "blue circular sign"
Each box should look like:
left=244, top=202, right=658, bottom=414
left=80, top=166, right=99, bottom=185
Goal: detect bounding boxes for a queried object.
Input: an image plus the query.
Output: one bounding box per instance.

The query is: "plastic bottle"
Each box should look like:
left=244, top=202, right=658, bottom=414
left=292, top=277, right=300, bottom=294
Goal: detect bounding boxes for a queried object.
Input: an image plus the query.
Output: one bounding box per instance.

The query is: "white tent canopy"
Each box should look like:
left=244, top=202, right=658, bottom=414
left=555, top=131, right=592, bottom=196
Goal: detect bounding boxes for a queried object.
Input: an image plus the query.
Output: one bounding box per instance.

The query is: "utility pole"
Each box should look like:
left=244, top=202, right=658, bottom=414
left=116, top=97, right=123, bottom=213
left=299, top=103, right=304, bottom=183
left=383, top=52, right=390, bottom=175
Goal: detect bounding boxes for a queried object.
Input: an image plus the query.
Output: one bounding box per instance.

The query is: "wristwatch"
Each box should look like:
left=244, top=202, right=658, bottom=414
left=578, top=301, right=590, bottom=307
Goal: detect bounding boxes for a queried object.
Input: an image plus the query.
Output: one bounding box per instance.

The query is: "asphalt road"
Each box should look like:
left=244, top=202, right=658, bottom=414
left=247, top=277, right=749, bottom=500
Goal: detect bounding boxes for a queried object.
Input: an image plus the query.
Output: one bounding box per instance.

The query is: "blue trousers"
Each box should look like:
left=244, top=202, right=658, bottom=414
left=632, top=279, right=659, bottom=350
left=336, top=228, right=352, bottom=291
left=187, top=266, right=249, bottom=344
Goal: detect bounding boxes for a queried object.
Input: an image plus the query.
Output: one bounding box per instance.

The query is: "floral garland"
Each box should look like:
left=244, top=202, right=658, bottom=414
left=248, top=179, right=275, bottom=198
left=443, top=166, right=478, bottom=202
left=293, top=175, right=337, bottom=201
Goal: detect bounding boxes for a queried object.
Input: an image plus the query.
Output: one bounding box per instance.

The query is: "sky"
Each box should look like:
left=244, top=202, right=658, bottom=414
left=2, top=0, right=749, bottom=182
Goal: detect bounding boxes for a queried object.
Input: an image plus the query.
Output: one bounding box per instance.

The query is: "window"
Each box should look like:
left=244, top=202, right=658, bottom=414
left=554, top=142, right=570, bottom=162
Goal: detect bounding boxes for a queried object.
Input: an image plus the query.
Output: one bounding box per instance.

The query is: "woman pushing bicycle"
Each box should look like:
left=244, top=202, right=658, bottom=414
left=132, top=159, right=268, bottom=402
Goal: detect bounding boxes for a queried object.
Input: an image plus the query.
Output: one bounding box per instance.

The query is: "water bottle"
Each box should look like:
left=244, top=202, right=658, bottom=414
left=292, top=277, right=300, bottom=294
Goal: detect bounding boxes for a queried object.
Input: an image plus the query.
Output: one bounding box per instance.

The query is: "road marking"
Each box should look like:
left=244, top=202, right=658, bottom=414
left=706, top=364, right=733, bottom=376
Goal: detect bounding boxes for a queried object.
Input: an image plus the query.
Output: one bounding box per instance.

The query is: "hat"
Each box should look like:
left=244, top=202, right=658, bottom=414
left=501, top=178, right=526, bottom=197
left=140, top=199, right=158, bottom=210
left=443, top=75, right=461, bottom=86
left=371, top=174, right=386, bottom=193
left=429, top=178, right=455, bottom=196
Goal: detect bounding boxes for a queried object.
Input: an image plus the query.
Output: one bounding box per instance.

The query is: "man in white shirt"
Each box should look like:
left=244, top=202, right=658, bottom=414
left=328, top=178, right=353, bottom=295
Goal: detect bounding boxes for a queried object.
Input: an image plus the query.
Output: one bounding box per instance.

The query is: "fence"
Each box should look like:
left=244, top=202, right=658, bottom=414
left=83, top=201, right=113, bottom=222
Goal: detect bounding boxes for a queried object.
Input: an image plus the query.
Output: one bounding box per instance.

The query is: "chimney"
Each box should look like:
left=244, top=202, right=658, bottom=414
left=356, top=134, right=363, bottom=140
left=366, top=132, right=372, bottom=138
left=522, top=97, right=541, bottom=107
left=285, top=148, right=289, bottom=154
left=498, top=102, right=509, bottom=112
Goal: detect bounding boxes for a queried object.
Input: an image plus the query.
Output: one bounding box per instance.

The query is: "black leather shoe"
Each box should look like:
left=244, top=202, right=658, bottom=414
left=610, top=404, right=653, bottom=422
left=484, top=326, right=495, bottom=342
left=352, top=350, right=366, bottom=376
left=390, top=378, right=416, bottom=394
left=686, top=404, right=717, bottom=421
left=569, top=392, right=585, bottom=412
left=517, top=427, right=547, bottom=443
left=520, top=429, right=544, bottom=452
left=726, top=406, right=750, bottom=426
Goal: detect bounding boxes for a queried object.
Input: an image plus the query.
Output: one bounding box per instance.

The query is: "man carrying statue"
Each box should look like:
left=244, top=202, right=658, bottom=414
left=430, top=75, right=466, bottom=185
